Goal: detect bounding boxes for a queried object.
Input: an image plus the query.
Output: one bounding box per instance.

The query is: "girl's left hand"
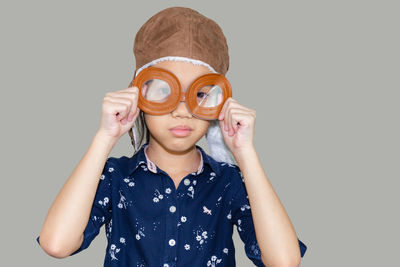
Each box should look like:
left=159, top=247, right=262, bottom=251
left=218, top=97, right=256, bottom=155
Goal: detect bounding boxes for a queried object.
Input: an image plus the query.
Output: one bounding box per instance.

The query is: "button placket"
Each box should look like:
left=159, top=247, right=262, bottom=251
left=164, top=182, right=179, bottom=265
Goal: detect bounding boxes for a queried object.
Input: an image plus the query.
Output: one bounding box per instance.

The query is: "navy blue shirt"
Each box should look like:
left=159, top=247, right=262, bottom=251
left=37, top=142, right=307, bottom=266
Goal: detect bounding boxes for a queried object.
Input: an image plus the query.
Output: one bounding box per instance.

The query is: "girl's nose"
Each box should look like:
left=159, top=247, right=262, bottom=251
left=171, top=98, right=193, bottom=118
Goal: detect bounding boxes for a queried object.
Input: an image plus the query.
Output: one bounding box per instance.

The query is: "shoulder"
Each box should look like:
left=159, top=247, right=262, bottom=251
left=214, top=161, right=244, bottom=192
left=218, top=161, right=243, bottom=180
left=212, top=161, right=247, bottom=208
left=103, top=156, right=132, bottom=178
left=105, top=156, right=126, bottom=167
left=203, top=148, right=241, bottom=179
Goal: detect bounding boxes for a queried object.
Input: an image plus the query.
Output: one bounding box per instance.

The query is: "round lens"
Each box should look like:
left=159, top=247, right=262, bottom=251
left=196, top=85, right=224, bottom=107
left=142, top=79, right=171, bottom=103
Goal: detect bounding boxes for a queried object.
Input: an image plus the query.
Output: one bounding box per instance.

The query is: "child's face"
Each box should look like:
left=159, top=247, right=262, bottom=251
left=144, top=60, right=212, bottom=151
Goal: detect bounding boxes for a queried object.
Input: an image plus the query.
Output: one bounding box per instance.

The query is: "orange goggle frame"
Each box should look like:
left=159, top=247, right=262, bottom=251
left=129, top=66, right=232, bottom=120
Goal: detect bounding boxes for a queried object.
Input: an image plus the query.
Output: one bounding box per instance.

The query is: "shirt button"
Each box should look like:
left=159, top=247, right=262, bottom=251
left=163, top=264, right=169, bottom=267
left=169, top=239, right=176, bottom=246
left=169, top=205, right=176, bottom=213
left=183, top=178, right=190, bottom=186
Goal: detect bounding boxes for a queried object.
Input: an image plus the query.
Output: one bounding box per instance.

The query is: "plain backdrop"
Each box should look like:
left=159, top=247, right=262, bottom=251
left=1, top=0, right=399, bottom=266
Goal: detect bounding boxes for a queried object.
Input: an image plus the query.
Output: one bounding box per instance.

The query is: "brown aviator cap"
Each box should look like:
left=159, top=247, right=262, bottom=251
left=133, top=6, right=230, bottom=75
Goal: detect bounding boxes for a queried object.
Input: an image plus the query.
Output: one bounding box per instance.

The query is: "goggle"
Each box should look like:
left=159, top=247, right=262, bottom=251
left=129, top=66, right=232, bottom=120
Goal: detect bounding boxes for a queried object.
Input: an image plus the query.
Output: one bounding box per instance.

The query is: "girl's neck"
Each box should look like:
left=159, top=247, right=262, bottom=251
left=145, top=139, right=201, bottom=177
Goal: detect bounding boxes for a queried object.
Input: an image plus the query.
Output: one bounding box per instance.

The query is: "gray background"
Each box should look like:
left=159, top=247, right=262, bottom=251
left=1, top=0, right=398, bottom=266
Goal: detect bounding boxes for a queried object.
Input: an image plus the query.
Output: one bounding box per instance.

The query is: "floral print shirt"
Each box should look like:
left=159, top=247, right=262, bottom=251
left=36, top=142, right=307, bottom=266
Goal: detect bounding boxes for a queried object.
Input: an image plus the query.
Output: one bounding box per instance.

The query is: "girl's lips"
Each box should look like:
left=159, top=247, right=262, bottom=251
left=169, top=128, right=192, bottom=137
left=169, top=125, right=193, bottom=131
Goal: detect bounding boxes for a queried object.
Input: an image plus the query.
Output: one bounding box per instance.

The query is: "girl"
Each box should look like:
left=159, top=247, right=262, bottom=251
left=36, top=6, right=307, bottom=267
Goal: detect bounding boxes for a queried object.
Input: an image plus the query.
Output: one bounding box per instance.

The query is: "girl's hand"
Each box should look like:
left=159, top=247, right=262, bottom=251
left=218, top=97, right=256, bottom=155
left=97, top=86, right=141, bottom=141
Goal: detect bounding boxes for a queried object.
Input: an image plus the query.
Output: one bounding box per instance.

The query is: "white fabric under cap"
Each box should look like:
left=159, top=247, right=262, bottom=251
left=133, top=56, right=236, bottom=165
left=135, top=56, right=217, bottom=77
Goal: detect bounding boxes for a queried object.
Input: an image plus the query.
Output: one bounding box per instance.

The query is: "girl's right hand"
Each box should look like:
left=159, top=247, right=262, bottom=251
left=97, top=86, right=141, bottom=141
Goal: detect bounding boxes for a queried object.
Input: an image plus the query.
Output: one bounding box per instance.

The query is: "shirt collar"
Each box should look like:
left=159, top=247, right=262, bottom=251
left=128, top=142, right=222, bottom=177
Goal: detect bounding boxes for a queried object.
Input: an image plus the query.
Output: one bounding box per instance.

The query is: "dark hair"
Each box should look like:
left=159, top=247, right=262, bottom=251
left=128, top=110, right=150, bottom=154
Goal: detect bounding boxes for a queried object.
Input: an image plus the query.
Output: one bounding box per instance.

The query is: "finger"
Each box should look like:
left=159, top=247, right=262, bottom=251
left=230, top=111, right=249, bottom=133
left=223, top=98, right=243, bottom=123
left=228, top=108, right=241, bottom=134
left=107, top=89, right=139, bottom=120
left=224, top=103, right=229, bottom=133
left=141, top=84, right=147, bottom=96
left=106, top=90, right=138, bottom=100
left=229, top=108, right=236, bottom=136
left=228, top=107, right=251, bottom=115
left=222, top=98, right=231, bottom=131
left=126, top=87, right=140, bottom=121
left=227, top=104, right=233, bottom=135
left=125, top=85, right=138, bottom=90
left=129, top=107, right=140, bottom=122
left=105, top=98, right=132, bottom=120
left=219, top=97, right=231, bottom=120
left=106, top=96, right=133, bottom=117
left=231, top=105, right=253, bottom=114
left=117, top=86, right=139, bottom=93
left=229, top=111, right=235, bottom=135
left=104, top=101, right=130, bottom=122
left=222, top=101, right=250, bottom=133
left=219, top=118, right=224, bottom=132
left=223, top=100, right=252, bottom=114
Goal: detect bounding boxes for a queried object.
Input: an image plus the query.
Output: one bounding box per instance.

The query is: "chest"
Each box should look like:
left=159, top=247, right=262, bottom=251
left=116, top=173, right=231, bottom=215
left=106, top=182, right=236, bottom=266
left=114, top=182, right=232, bottom=236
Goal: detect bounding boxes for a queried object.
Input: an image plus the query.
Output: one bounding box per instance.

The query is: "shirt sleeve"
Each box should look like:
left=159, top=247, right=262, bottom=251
left=36, top=158, right=115, bottom=256
left=230, top=165, right=307, bottom=266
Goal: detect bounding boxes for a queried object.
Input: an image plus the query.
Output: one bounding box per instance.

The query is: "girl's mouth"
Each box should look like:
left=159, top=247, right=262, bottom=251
left=169, top=128, right=192, bottom=137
